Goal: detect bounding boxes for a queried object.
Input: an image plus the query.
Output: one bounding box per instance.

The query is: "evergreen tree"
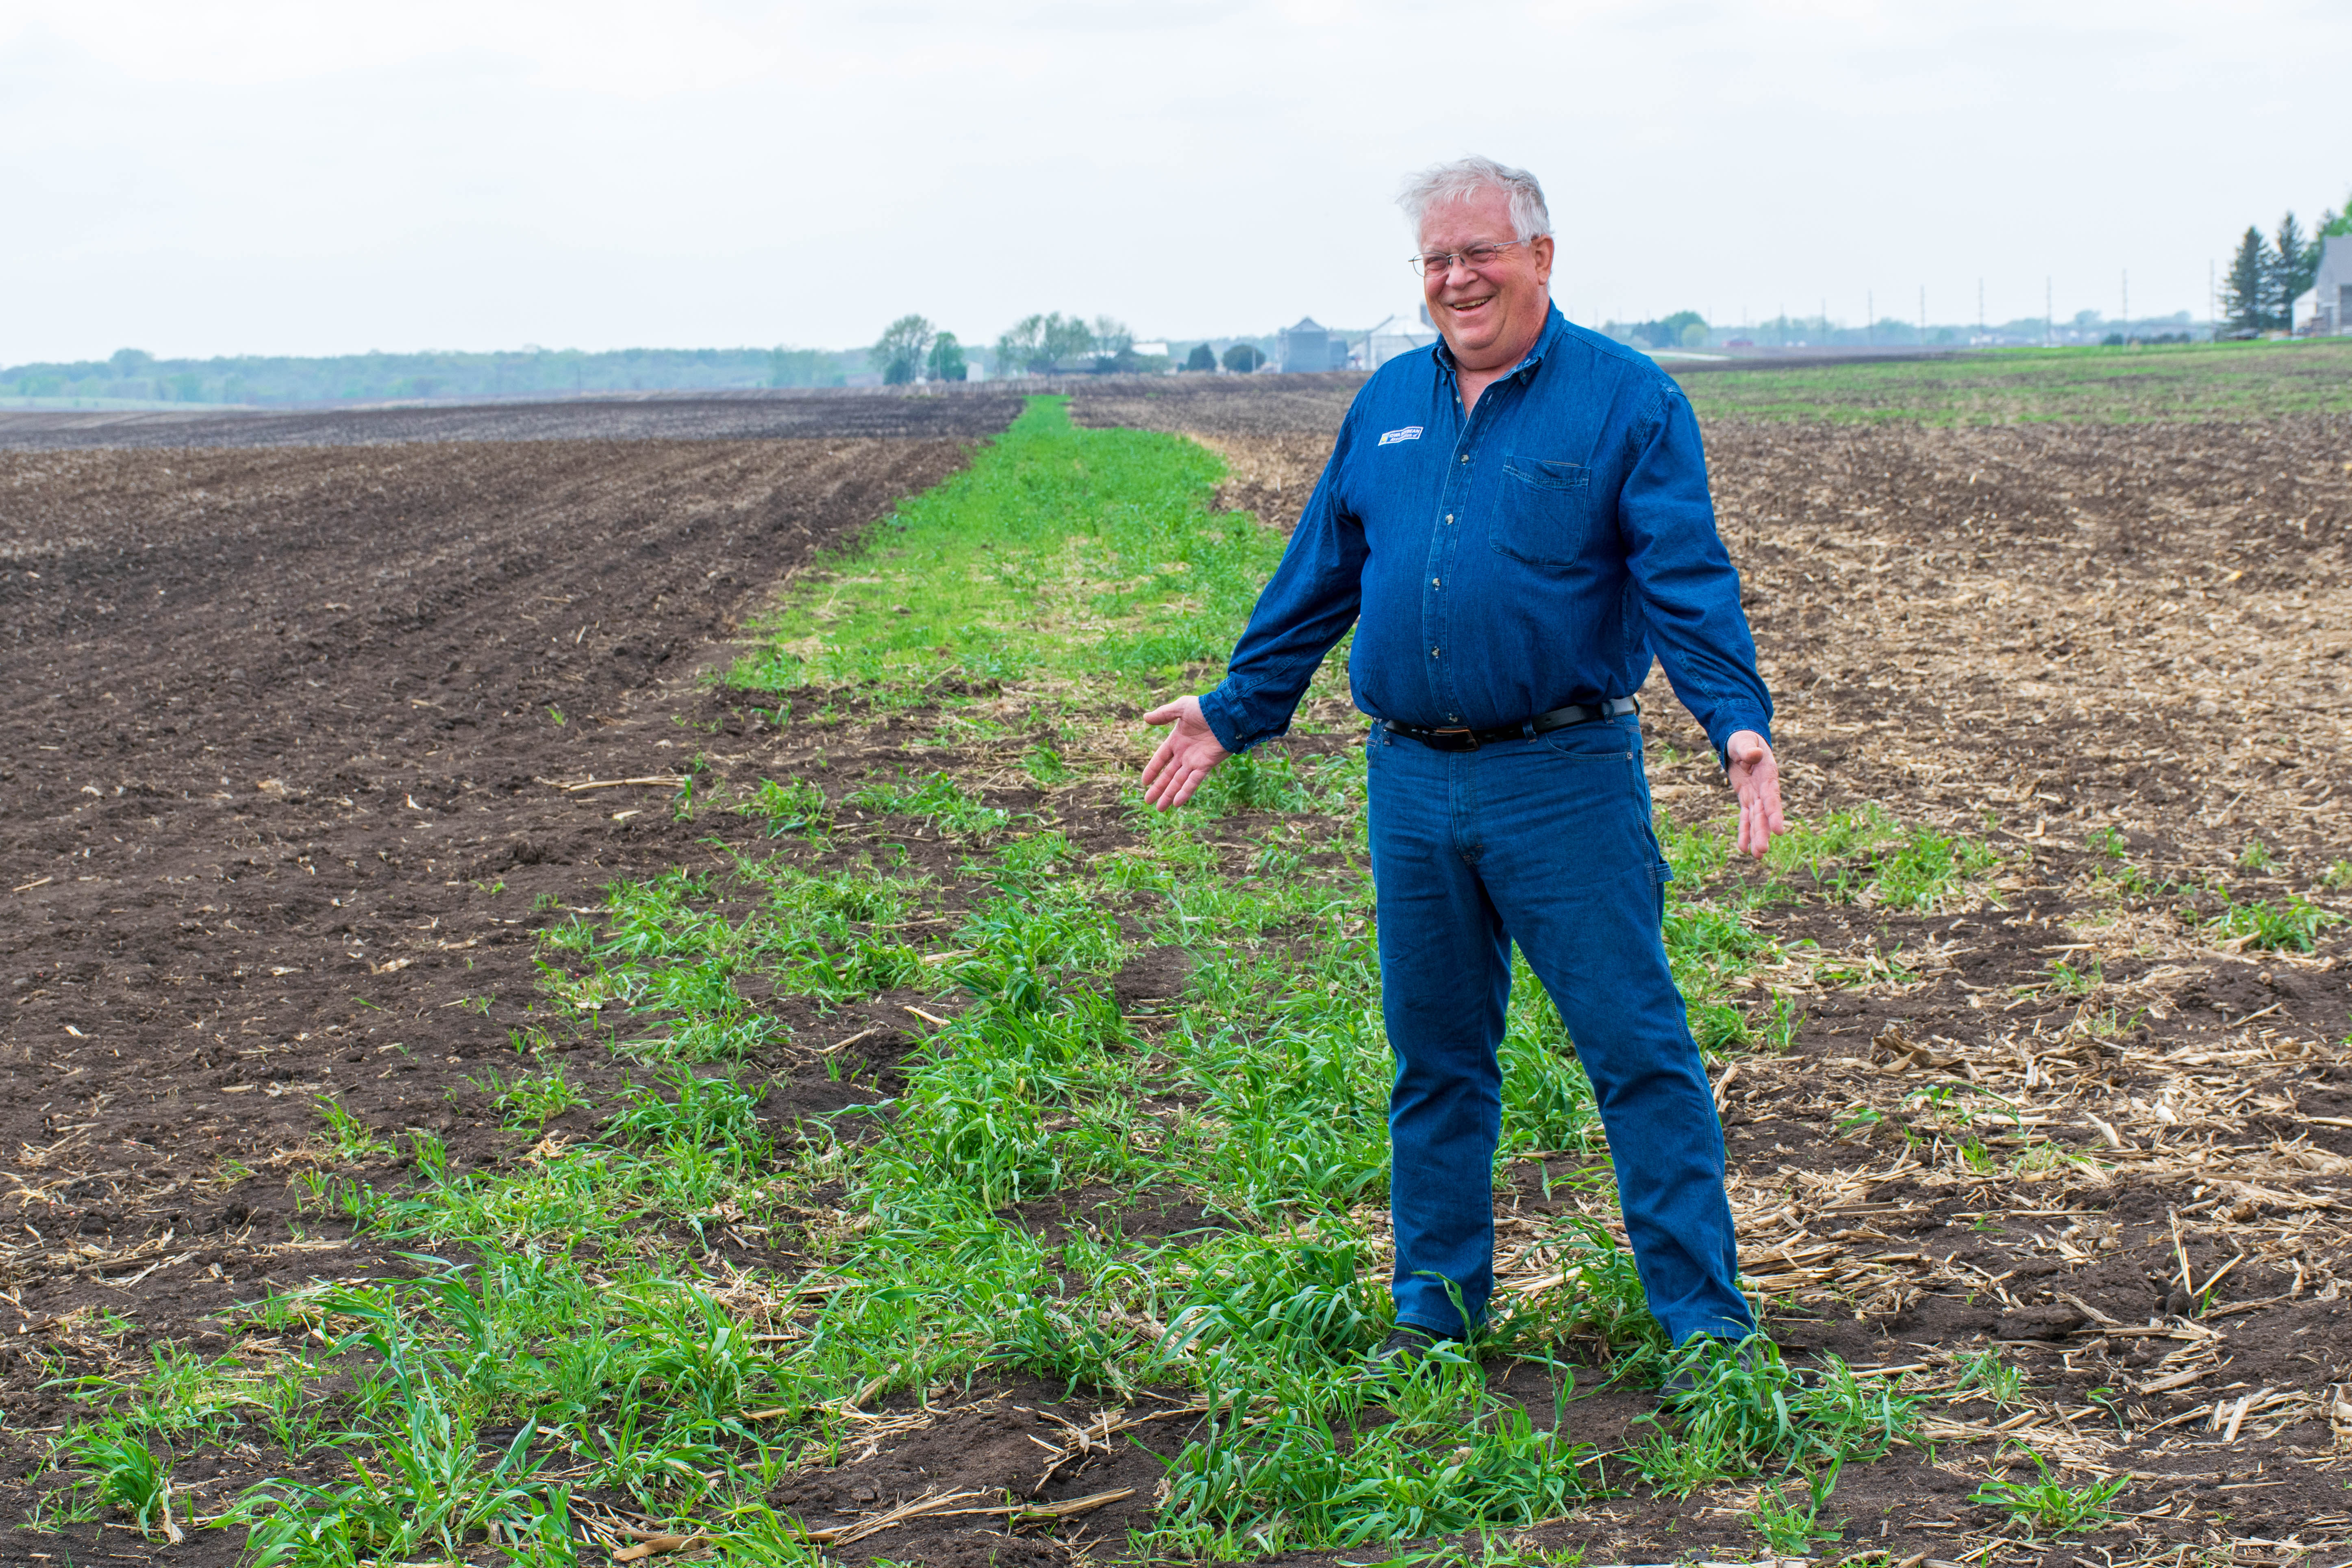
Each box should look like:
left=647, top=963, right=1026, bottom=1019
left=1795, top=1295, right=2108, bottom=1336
left=2274, top=212, right=2318, bottom=327
left=2322, top=190, right=2352, bottom=240
left=1221, top=343, right=1265, bottom=372
left=1184, top=343, right=1216, bottom=372
left=2222, top=226, right=2275, bottom=333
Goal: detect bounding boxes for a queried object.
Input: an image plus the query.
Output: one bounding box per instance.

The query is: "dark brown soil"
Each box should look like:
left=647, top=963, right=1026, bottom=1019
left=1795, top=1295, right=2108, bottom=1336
left=0, top=386, right=1027, bottom=450
left=0, top=413, right=1022, bottom=1562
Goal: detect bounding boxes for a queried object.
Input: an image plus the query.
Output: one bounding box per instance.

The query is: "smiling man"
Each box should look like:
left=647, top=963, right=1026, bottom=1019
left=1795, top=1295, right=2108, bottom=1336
left=1141, top=156, right=1789, bottom=1361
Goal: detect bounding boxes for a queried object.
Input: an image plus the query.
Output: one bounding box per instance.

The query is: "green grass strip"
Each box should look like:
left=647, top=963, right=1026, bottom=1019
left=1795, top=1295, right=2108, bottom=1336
left=728, top=394, right=1287, bottom=700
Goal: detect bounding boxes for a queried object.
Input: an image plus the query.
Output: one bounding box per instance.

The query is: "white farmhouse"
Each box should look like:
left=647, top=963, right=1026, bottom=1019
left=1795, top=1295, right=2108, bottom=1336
left=2311, top=234, right=2352, bottom=335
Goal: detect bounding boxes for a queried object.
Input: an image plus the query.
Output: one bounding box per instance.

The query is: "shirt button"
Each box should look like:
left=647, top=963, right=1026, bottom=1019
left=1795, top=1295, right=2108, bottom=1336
left=1430, top=647, right=1441, bottom=657
left=1460, top=454, right=1469, bottom=463
left=1432, top=577, right=1441, bottom=587
left=1445, top=513, right=1454, bottom=524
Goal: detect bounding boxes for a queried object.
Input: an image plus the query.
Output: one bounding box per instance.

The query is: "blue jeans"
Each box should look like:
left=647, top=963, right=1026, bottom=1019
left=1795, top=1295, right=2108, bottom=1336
left=1367, top=714, right=1752, bottom=1346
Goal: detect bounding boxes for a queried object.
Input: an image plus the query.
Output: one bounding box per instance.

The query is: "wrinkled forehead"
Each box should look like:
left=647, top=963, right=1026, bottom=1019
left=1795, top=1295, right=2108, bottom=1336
left=1416, top=187, right=1517, bottom=248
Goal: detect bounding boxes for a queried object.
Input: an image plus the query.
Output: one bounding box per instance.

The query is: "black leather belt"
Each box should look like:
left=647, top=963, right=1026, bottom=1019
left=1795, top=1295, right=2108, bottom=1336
left=1383, top=696, right=1639, bottom=752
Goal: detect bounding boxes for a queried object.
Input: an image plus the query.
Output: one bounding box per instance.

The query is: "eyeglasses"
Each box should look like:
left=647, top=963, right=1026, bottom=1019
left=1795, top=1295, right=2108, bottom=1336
left=1409, top=240, right=1528, bottom=278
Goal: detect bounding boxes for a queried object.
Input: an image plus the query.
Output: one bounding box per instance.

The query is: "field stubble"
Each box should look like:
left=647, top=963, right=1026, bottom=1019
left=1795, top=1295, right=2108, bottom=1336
left=1076, top=377, right=2352, bottom=1559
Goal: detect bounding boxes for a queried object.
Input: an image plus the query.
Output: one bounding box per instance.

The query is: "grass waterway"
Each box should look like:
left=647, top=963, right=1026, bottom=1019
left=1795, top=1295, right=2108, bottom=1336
left=38, top=396, right=2044, bottom=1564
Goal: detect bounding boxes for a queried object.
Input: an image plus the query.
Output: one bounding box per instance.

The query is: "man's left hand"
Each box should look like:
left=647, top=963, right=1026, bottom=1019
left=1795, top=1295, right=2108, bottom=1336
left=1725, top=731, right=1787, bottom=857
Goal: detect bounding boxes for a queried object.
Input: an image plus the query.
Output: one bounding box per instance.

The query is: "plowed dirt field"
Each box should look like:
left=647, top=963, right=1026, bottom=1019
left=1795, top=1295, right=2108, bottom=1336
left=4, top=375, right=2350, bottom=1566
left=0, top=389, right=1022, bottom=450
left=0, top=409, right=1019, bottom=1562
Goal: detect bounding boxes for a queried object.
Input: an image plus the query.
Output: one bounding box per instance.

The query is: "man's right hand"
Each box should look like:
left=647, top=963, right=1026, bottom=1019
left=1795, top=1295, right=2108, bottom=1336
left=1140, top=695, right=1231, bottom=811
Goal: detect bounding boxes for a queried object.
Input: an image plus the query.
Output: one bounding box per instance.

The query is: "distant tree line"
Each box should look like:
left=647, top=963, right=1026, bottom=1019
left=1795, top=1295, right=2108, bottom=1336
left=987, top=313, right=1168, bottom=376
left=0, top=345, right=862, bottom=405
left=1174, top=341, right=1271, bottom=372
left=1615, top=311, right=1710, bottom=350
left=862, top=313, right=1204, bottom=380
left=2221, top=191, right=2350, bottom=335
left=865, top=315, right=969, bottom=384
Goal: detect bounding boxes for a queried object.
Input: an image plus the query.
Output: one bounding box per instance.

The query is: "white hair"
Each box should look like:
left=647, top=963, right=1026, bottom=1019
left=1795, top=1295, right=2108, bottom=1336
left=1396, top=156, right=1552, bottom=243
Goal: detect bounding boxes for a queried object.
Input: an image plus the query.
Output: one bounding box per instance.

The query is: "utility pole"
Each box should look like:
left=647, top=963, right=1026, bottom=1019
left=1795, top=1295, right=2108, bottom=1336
left=1978, top=277, right=1985, bottom=337
left=1867, top=290, right=1874, bottom=346
left=2121, top=270, right=2129, bottom=343
left=1919, top=285, right=1927, bottom=346
left=2046, top=276, right=2053, bottom=346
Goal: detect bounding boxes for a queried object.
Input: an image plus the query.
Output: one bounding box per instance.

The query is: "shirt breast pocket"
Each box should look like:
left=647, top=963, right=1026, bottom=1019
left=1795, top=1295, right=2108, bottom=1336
left=1489, top=456, right=1590, bottom=569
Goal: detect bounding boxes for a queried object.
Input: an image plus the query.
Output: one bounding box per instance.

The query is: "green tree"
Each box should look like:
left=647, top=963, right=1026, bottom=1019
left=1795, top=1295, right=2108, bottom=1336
left=1089, top=315, right=1134, bottom=372
left=871, top=314, right=934, bottom=385
left=995, top=315, right=1046, bottom=377
left=2222, top=226, right=2276, bottom=333
left=1657, top=310, right=1706, bottom=347
left=2321, top=190, right=2352, bottom=240
left=1184, top=343, right=1216, bottom=372
left=2275, top=212, right=2318, bottom=327
left=1619, top=311, right=1706, bottom=350
left=993, top=312, right=1093, bottom=376
left=1221, top=342, right=1265, bottom=372
left=925, top=331, right=967, bottom=382
left=1043, top=313, right=1095, bottom=369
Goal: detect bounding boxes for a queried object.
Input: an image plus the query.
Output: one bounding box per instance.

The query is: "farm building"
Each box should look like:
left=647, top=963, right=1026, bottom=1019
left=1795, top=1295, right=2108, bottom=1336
left=2312, top=235, right=2352, bottom=335
left=1276, top=317, right=1351, bottom=372
left=1360, top=311, right=1440, bottom=369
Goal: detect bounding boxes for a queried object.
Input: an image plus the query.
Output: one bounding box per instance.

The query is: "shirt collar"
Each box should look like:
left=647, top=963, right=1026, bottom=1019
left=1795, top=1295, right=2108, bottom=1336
left=1430, top=301, right=1568, bottom=385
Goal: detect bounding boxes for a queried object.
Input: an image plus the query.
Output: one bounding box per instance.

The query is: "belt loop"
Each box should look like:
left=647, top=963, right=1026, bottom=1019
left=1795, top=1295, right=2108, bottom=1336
left=1520, top=720, right=1536, bottom=739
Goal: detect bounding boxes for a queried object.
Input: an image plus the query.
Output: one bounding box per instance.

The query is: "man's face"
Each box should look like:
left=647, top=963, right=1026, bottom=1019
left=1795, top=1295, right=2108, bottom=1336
left=1418, top=188, right=1554, bottom=371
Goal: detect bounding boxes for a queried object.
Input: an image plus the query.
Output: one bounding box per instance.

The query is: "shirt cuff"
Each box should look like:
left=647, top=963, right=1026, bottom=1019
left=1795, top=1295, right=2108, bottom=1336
left=1711, top=713, right=1773, bottom=766
left=1197, top=684, right=1268, bottom=755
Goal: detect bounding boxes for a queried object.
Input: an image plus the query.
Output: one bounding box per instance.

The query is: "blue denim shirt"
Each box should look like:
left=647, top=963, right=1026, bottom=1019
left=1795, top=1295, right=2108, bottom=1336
left=1197, top=305, right=1772, bottom=761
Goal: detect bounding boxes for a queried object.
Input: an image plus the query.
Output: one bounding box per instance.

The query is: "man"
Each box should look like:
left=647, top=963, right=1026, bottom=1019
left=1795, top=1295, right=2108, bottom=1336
left=1140, top=156, right=1788, bottom=1359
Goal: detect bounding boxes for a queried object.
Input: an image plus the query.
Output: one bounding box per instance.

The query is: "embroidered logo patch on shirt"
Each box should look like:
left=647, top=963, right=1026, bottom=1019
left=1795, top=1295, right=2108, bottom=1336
left=1377, top=426, right=1423, bottom=446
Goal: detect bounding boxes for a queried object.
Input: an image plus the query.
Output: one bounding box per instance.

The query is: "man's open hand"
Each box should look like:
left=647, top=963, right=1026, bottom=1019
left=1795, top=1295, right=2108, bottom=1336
left=1141, top=695, right=1230, bottom=811
left=1725, top=730, right=1788, bottom=857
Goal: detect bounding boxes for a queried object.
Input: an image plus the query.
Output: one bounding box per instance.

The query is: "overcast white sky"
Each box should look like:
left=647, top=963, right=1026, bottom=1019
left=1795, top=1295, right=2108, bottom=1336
left=2, top=0, right=2345, bottom=363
